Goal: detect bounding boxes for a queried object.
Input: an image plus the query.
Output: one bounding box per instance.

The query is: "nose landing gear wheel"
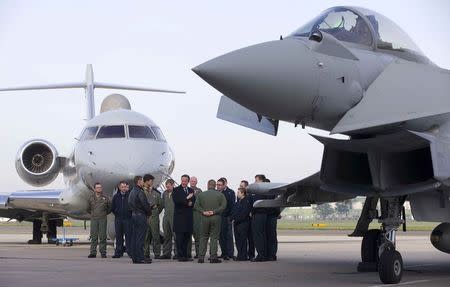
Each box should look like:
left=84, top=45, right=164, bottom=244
left=378, top=250, right=403, bottom=284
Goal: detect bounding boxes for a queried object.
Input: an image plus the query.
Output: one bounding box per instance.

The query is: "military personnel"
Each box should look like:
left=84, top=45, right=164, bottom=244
left=111, top=181, right=132, bottom=258
left=128, top=175, right=152, bottom=264
left=194, top=179, right=226, bottom=264
left=142, top=174, right=161, bottom=259
left=251, top=174, right=270, bottom=262
left=160, top=179, right=176, bottom=259
left=87, top=183, right=111, bottom=258
left=189, top=176, right=202, bottom=258
left=231, top=187, right=252, bottom=261
left=218, top=177, right=236, bottom=260
left=264, top=178, right=280, bottom=261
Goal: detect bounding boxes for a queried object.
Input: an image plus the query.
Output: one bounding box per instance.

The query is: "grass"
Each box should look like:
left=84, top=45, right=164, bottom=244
left=277, top=220, right=438, bottom=231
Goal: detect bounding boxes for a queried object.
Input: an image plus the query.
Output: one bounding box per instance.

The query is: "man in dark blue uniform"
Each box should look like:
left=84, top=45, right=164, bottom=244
left=172, top=174, right=196, bottom=262
left=112, top=181, right=132, bottom=258
left=250, top=174, right=270, bottom=262
left=240, top=180, right=255, bottom=260
left=231, top=187, right=252, bottom=261
left=128, top=175, right=152, bottom=264
left=264, top=178, right=280, bottom=261
left=217, top=177, right=236, bottom=260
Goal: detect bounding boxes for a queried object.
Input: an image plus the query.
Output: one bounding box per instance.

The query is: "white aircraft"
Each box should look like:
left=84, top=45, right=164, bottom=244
left=0, top=65, right=182, bottom=243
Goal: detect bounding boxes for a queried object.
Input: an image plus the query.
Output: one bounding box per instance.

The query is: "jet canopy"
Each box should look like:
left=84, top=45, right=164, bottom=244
left=290, top=6, right=424, bottom=56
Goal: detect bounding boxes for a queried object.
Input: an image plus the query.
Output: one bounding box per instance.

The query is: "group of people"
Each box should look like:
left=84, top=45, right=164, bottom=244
left=87, top=173, right=280, bottom=264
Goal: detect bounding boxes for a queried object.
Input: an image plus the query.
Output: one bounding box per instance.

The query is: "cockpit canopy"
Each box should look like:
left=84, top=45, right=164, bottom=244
left=290, top=7, right=424, bottom=56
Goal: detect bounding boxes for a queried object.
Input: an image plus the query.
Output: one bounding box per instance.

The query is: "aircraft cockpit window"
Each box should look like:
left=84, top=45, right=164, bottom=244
left=151, top=127, right=166, bottom=141
left=358, top=8, right=424, bottom=55
left=128, top=125, right=157, bottom=139
left=80, top=126, right=98, bottom=141
left=290, top=8, right=372, bottom=46
left=96, top=125, right=125, bottom=139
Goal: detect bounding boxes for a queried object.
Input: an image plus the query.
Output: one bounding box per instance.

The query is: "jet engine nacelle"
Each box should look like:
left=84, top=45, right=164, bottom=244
left=430, top=223, right=450, bottom=254
left=15, top=139, right=61, bottom=187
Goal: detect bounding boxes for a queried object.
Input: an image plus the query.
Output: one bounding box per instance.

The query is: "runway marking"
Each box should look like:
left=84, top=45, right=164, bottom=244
left=369, top=279, right=431, bottom=287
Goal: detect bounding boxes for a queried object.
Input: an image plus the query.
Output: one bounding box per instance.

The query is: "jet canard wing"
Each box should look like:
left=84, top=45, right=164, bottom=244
left=332, top=60, right=450, bottom=135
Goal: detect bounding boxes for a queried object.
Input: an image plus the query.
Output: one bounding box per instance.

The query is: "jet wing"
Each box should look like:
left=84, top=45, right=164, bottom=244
left=332, top=60, right=450, bottom=134
left=249, top=172, right=355, bottom=208
left=0, top=189, right=66, bottom=216
left=216, top=95, right=279, bottom=136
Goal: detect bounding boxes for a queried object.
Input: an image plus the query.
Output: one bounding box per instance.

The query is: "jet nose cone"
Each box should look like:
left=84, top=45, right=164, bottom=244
left=193, top=38, right=318, bottom=121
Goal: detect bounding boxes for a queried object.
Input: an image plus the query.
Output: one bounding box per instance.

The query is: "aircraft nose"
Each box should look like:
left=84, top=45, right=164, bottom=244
left=193, top=38, right=318, bottom=121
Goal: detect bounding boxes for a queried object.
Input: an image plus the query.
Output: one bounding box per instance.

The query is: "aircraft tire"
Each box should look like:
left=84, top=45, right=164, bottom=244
left=361, top=229, right=381, bottom=262
left=378, top=250, right=403, bottom=284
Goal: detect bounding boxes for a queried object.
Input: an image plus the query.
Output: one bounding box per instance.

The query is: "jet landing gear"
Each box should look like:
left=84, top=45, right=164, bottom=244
left=28, top=213, right=60, bottom=244
left=358, top=197, right=405, bottom=284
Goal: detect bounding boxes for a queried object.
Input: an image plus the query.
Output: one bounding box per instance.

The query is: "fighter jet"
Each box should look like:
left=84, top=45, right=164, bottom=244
left=0, top=64, right=182, bottom=244
left=193, top=6, right=450, bottom=284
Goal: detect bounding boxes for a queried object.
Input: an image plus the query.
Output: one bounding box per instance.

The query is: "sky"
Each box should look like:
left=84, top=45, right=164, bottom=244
left=0, top=0, right=449, bottom=192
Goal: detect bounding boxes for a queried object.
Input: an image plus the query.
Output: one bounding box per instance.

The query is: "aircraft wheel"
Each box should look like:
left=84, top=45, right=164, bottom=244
left=378, top=250, right=403, bottom=284
left=361, top=229, right=381, bottom=262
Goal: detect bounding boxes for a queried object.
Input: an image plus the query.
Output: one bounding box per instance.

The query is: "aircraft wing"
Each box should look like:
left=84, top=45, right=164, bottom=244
left=332, top=60, right=450, bottom=134
left=0, top=189, right=67, bottom=221
left=248, top=172, right=355, bottom=208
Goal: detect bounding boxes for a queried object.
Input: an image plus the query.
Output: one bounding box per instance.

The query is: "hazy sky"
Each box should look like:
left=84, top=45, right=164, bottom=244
left=0, top=0, right=449, bottom=192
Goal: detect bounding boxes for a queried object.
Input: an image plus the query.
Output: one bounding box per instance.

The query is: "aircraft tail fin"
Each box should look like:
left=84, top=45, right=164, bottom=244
left=0, top=64, right=185, bottom=120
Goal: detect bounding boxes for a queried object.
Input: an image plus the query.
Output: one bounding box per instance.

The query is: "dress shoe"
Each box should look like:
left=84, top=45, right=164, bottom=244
left=88, top=254, right=96, bottom=258
left=28, top=239, right=42, bottom=245
left=236, top=258, right=248, bottom=261
left=144, top=259, right=152, bottom=264
left=112, top=255, right=121, bottom=259
left=159, top=255, right=171, bottom=259
left=222, top=256, right=230, bottom=260
left=210, top=258, right=222, bottom=264
left=101, top=254, right=107, bottom=258
left=250, top=257, right=267, bottom=262
left=172, top=256, right=178, bottom=260
left=268, top=256, right=277, bottom=261
left=198, top=258, right=205, bottom=263
left=178, top=257, right=188, bottom=262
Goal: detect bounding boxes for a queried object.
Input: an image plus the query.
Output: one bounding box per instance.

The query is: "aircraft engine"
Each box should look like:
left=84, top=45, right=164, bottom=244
left=430, top=223, right=450, bottom=254
left=15, top=139, right=61, bottom=187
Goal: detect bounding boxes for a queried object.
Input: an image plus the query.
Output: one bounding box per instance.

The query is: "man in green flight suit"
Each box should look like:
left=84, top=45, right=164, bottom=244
left=87, top=182, right=112, bottom=258
left=160, top=178, right=176, bottom=259
left=194, top=179, right=227, bottom=264
left=189, top=176, right=202, bottom=258
left=143, top=174, right=161, bottom=259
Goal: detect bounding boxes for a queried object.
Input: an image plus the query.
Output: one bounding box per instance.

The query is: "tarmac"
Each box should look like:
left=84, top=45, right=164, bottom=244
left=0, top=226, right=449, bottom=287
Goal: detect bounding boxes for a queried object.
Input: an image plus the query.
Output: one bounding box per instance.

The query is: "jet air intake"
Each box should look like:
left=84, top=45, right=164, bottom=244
left=16, top=140, right=61, bottom=187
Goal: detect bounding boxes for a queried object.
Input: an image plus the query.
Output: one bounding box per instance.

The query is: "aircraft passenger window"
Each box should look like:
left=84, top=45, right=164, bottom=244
left=129, top=125, right=157, bottom=139
left=151, top=127, right=166, bottom=141
left=96, top=125, right=125, bottom=139
left=291, top=8, right=372, bottom=46
left=80, top=126, right=98, bottom=141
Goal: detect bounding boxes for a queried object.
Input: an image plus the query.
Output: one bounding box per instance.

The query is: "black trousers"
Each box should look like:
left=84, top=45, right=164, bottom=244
left=175, top=232, right=191, bottom=259
left=219, top=216, right=234, bottom=257
left=252, top=213, right=268, bottom=259
left=234, top=221, right=249, bottom=260
left=115, top=218, right=132, bottom=256
left=248, top=221, right=255, bottom=258
left=266, top=215, right=278, bottom=259
left=130, top=213, right=148, bottom=262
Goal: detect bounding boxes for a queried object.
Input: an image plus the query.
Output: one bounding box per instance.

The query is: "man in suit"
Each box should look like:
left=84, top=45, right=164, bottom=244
left=111, top=181, right=132, bottom=258
left=218, top=177, right=235, bottom=260
left=172, top=174, right=196, bottom=262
